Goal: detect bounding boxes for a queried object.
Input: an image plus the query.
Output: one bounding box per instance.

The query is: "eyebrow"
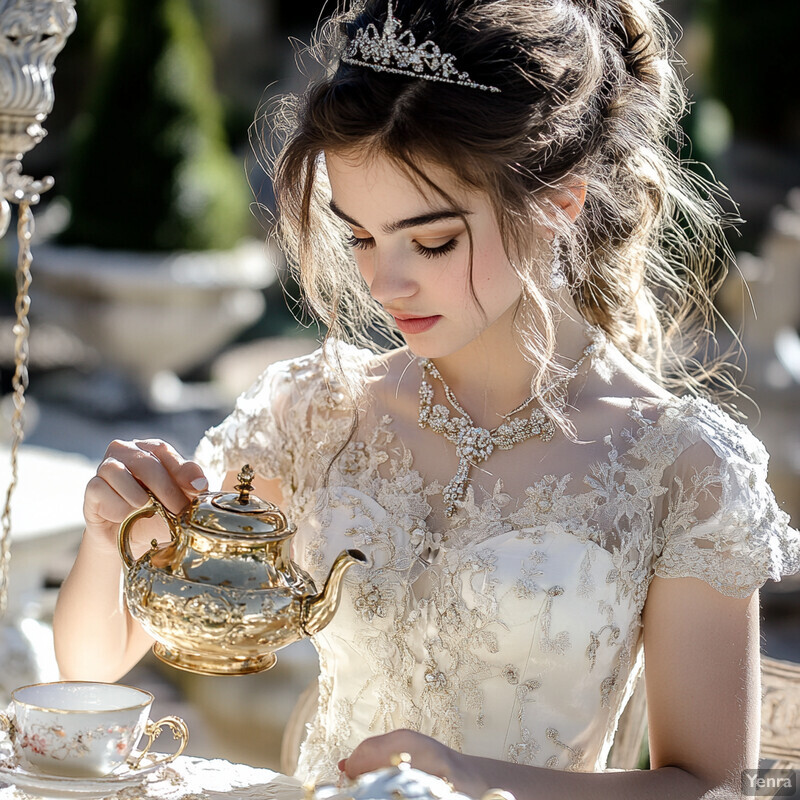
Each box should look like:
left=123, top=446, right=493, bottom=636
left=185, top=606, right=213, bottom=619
left=329, top=199, right=472, bottom=234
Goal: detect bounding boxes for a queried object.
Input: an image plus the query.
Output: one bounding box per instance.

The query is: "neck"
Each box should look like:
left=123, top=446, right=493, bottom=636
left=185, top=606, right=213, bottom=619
left=427, top=308, right=592, bottom=429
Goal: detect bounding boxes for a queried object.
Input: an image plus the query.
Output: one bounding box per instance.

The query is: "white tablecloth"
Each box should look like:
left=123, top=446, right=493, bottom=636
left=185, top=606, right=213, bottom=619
left=0, top=755, right=305, bottom=800
left=1, top=445, right=96, bottom=701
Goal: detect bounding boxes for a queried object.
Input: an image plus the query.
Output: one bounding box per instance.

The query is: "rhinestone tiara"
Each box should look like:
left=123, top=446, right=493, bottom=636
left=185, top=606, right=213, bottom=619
left=341, top=0, right=501, bottom=93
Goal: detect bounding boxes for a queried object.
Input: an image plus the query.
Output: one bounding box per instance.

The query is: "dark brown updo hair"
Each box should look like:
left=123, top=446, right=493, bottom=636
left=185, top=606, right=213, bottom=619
left=263, top=0, right=738, bottom=410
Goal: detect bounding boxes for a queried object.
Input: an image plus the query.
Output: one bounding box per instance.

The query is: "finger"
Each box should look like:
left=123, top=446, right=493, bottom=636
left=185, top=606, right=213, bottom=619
left=84, top=474, right=147, bottom=526
left=134, top=439, right=208, bottom=496
left=342, top=735, right=389, bottom=778
left=105, top=439, right=208, bottom=497
left=95, top=457, right=152, bottom=509
left=342, top=731, right=440, bottom=779
left=102, top=440, right=194, bottom=514
left=176, top=460, right=208, bottom=493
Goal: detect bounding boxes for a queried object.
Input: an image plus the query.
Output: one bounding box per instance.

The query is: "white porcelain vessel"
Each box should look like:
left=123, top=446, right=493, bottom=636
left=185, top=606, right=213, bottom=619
left=30, top=239, right=277, bottom=400
left=0, top=681, right=188, bottom=778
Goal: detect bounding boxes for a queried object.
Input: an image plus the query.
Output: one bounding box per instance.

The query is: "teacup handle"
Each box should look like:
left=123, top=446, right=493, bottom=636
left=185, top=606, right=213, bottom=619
left=128, top=715, right=189, bottom=770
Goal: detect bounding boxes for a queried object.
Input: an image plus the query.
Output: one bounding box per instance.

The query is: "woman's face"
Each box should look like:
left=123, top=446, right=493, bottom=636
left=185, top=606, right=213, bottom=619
left=324, top=149, right=523, bottom=359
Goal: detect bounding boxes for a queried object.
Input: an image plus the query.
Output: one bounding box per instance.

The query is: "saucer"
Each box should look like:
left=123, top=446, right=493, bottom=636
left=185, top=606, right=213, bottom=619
left=0, top=754, right=164, bottom=798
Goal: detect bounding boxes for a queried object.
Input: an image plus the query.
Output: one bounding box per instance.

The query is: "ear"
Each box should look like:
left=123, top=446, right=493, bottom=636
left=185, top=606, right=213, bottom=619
left=553, top=183, right=587, bottom=223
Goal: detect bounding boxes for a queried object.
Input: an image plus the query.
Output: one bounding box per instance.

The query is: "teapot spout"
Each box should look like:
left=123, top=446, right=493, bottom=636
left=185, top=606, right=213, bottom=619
left=302, top=549, right=367, bottom=636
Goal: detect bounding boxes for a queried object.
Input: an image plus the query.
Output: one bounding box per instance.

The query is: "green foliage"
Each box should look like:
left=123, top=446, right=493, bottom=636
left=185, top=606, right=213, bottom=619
left=704, top=0, right=800, bottom=145
left=59, top=0, right=251, bottom=251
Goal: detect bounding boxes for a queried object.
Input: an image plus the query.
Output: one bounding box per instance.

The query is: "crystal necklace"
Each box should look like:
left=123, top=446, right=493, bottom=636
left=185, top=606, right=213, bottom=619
left=418, top=329, right=603, bottom=517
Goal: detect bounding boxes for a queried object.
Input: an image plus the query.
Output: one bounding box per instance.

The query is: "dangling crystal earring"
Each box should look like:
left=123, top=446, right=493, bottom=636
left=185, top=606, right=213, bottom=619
left=549, top=236, right=567, bottom=291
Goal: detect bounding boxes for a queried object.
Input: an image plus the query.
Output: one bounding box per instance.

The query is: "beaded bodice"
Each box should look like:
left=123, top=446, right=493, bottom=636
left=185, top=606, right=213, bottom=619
left=197, top=342, right=800, bottom=784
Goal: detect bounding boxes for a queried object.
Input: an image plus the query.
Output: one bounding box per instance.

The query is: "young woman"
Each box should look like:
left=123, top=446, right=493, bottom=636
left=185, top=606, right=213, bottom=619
left=54, top=1, right=800, bottom=797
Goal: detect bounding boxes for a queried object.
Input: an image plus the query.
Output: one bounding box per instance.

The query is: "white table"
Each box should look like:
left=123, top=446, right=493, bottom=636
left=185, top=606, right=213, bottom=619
left=1, top=444, right=94, bottom=616
left=0, top=445, right=95, bottom=697
left=0, top=755, right=306, bottom=799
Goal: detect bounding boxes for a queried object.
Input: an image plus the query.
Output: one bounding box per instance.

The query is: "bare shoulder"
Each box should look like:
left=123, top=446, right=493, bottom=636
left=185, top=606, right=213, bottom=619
left=366, top=346, right=421, bottom=408
left=571, top=338, right=678, bottom=439
left=371, top=345, right=417, bottom=379
left=593, top=339, right=674, bottom=404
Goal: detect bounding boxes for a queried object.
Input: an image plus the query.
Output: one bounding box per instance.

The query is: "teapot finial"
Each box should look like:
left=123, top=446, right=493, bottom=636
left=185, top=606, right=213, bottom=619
left=390, top=753, right=412, bottom=770
left=235, top=464, right=255, bottom=505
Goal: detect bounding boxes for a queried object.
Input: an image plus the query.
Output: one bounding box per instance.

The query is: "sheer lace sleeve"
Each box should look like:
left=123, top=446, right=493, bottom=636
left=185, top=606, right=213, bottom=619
left=653, top=399, right=800, bottom=598
left=195, top=358, right=300, bottom=489
left=195, top=342, right=373, bottom=490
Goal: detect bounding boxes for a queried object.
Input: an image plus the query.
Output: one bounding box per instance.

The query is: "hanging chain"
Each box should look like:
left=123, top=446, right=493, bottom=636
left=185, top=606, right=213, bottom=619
left=0, top=201, right=34, bottom=618
left=0, top=0, right=76, bottom=619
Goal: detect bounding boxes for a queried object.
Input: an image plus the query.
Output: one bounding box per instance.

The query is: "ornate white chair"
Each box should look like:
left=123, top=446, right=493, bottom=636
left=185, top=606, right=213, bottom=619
left=760, top=655, right=800, bottom=769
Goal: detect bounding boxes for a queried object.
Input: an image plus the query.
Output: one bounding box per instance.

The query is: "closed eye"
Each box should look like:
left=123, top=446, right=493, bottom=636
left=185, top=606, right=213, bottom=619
left=413, top=239, right=458, bottom=259
left=345, top=233, right=374, bottom=250
left=344, top=233, right=458, bottom=259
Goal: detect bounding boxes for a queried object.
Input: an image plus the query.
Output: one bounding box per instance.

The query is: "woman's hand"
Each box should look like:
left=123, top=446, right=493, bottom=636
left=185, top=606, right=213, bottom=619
left=55, top=437, right=206, bottom=682
left=83, top=438, right=208, bottom=557
left=338, top=730, right=487, bottom=794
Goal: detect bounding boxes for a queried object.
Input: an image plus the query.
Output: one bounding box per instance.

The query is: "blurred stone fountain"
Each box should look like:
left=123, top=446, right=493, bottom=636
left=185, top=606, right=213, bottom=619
left=28, top=0, right=277, bottom=414
left=31, top=236, right=276, bottom=412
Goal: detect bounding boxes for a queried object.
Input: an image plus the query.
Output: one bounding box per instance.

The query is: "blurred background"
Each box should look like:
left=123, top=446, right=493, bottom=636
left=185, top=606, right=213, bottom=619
left=1, top=0, right=799, bottom=774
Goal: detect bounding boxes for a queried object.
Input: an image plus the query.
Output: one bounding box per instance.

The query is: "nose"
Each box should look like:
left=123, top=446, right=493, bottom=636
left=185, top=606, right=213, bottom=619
left=365, top=250, right=418, bottom=307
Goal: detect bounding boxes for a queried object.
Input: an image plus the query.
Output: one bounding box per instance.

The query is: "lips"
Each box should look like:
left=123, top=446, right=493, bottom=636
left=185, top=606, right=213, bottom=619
left=392, top=314, right=441, bottom=335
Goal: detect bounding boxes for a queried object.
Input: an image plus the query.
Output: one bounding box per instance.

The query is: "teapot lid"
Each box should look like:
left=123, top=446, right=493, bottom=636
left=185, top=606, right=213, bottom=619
left=185, top=465, right=293, bottom=542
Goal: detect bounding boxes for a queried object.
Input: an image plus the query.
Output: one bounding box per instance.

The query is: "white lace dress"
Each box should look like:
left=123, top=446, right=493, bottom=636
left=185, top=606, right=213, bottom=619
left=196, top=342, right=800, bottom=783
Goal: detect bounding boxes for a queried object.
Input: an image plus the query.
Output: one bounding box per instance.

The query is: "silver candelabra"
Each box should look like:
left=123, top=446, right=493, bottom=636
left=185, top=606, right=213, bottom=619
left=0, top=0, right=76, bottom=617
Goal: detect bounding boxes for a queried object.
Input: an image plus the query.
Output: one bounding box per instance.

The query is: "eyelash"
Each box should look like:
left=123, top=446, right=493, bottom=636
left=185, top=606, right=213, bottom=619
left=345, top=234, right=458, bottom=259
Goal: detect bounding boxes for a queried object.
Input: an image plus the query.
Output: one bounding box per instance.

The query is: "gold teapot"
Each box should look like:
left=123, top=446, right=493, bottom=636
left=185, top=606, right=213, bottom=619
left=118, top=465, right=366, bottom=675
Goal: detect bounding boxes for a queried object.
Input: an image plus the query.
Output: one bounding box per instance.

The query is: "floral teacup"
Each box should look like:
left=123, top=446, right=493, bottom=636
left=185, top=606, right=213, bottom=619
left=0, top=681, right=188, bottom=778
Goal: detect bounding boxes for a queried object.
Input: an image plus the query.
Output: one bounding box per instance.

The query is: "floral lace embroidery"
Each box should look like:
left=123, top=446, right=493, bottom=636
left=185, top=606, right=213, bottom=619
left=587, top=622, right=621, bottom=672
left=514, top=549, right=547, bottom=598
left=539, top=586, right=570, bottom=655
left=545, top=726, right=586, bottom=771
left=508, top=726, right=540, bottom=765
left=577, top=548, right=596, bottom=599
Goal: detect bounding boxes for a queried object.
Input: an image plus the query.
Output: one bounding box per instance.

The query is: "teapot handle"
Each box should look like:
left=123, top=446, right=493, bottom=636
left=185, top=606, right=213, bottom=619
left=118, top=492, right=180, bottom=570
